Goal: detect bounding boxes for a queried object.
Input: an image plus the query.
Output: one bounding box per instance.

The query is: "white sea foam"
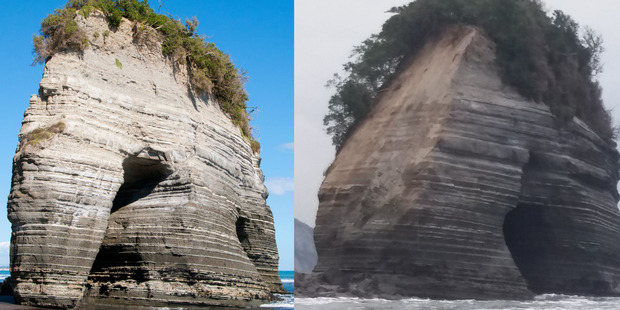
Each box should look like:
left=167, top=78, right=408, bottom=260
left=260, top=302, right=294, bottom=308
left=295, top=295, right=620, bottom=310
left=261, top=293, right=294, bottom=309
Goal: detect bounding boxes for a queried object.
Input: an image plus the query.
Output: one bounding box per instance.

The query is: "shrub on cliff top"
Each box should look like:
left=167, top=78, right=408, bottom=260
left=33, top=0, right=258, bottom=152
left=324, top=0, right=614, bottom=151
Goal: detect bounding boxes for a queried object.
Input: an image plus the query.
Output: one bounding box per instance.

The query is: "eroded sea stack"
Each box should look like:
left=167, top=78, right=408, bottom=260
left=8, top=11, right=283, bottom=308
left=298, top=27, right=620, bottom=299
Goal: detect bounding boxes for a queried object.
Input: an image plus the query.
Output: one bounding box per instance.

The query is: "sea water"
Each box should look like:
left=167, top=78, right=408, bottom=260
left=261, top=270, right=294, bottom=309
left=295, top=295, right=620, bottom=309
left=0, top=270, right=8, bottom=280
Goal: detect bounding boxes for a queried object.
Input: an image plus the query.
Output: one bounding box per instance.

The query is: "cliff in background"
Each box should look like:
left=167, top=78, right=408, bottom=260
left=297, top=27, right=620, bottom=299
left=294, top=219, right=317, bottom=274
left=8, top=11, right=283, bottom=308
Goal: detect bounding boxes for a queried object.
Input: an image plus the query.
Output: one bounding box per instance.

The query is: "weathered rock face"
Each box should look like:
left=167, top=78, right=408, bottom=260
left=298, top=27, right=620, bottom=299
left=8, top=12, right=283, bottom=308
left=294, top=219, right=317, bottom=274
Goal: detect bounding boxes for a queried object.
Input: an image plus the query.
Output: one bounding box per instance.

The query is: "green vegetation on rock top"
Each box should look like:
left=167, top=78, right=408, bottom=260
left=33, top=0, right=259, bottom=154
left=324, top=0, right=614, bottom=151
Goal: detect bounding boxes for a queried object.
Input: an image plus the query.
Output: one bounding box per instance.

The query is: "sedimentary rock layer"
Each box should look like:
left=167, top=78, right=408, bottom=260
left=8, top=12, right=283, bottom=308
left=298, top=27, right=620, bottom=299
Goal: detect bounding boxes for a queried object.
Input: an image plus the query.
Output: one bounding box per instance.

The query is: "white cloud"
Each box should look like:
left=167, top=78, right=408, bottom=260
left=278, top=142, right=294, bottom=151
left=265, top=177, right=294, bottom=196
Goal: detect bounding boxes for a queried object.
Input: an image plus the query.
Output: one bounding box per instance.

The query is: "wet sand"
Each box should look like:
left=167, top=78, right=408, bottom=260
left=0, top=296, right=50, bottom=310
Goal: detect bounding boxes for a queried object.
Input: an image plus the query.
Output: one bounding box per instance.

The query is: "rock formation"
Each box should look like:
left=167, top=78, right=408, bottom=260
left=8, top=12, right=283, bottom=308
left=294, top=219, right=317, bottom=274
left=297, top=27, right=620, bottom=299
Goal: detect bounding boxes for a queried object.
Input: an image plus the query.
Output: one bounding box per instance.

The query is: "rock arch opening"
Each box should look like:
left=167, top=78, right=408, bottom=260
left=503, top=151, right=565, bottom=294
left=503, top=203, right=557, bottom=293
left=111, top=156, right=172, bottom=213
left=89, top=155, right=172, bottom=283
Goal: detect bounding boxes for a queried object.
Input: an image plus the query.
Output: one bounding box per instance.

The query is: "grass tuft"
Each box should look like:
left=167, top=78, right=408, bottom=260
left=24, top=122, right=66, bottom=147
left=33, top=0, right=259, bottom=152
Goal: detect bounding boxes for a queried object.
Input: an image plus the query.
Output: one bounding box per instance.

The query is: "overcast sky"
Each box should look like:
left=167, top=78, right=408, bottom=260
left=294, top=0, right=620, bottom=227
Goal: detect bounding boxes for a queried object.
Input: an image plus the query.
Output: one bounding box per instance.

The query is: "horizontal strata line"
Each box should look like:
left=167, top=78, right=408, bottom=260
left=27, top=172, right=119, bottom=185
left=255, top=267, right=279, bottom=272
left=16, top=264, right=263, bottom=281
left=18, top=294, right=81, bottom=300
left=111, top=207, right=238, bottom=219
left=432, top=150, right=524, bottom=171
left=415, top=172, right=521, bottom=194
left=25, top=179, right=118, bottom=191
left=15, top=244, right=99, bottom=252
left=429, top=160, right=522, bottom=183
left=107, top=215, right=238, bottom=230
left=93, top=262, right=259, bottom=276
left=100, top=236, right=243, bottom=249
left=100, top=245, right=251, bottom=262
left=338, top=269, right=523, bottom=287
left=95, top=250, right=256, bottom=266
left=422, top=189, right=517, bottom=206
left=15, top=223, right=248, bottom=244
left=320, top=243, right=512, bottom=258
left=14, top=201, right=112, bottom=210
left=14, top=262, right=92, bottom=270
left=12, top=209, right=110, bottom=220
left=104, top=226, right=244, bottom=240
left=360, top=231, right=504, bottom=244
left=89, top=274, right=266, bottom=286
left=103, top=229, right=240, bottom=244
left=13, top=231, right=103, bottom=242
left=423, top=181, right=519, bottom=201
left=15, top=253, right=96, bottom=261
left=335, top=257, right=517, bottom=270
left=330, top=222, right=503, bottom=236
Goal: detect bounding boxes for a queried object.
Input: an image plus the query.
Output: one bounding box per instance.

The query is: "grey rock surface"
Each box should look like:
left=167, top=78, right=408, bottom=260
left=297, top=27, right=620, bottom=299
left=294, top=219, right=317, bottom=273
left=8, top=12, right=283, bottom=308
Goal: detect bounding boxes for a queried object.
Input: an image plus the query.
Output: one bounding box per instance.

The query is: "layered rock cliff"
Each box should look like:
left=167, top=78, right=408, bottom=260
left=297, top=27, right=620, bottom=299
left=8, top=12, right=283, bottom=308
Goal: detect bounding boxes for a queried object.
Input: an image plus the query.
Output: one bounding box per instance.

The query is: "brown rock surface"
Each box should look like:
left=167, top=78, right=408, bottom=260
left=298, top=27, right=620, bottom=299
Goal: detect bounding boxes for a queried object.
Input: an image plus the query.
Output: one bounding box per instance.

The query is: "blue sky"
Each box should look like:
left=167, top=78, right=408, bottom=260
left=0, top=0, right=293, bottom=270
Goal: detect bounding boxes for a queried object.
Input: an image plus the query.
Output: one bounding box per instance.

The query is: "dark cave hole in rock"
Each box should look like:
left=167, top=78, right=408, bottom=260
left=236, top=216, right=256, bottom=261
left=503, top=151, right=560, bottom=294
left=503, top=204, right=555, bottom=294
left=89, top=156, right=172, bottom=283
left=111, top=156, right=172, bottom=213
